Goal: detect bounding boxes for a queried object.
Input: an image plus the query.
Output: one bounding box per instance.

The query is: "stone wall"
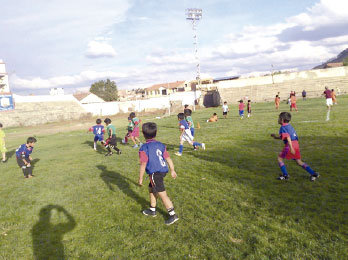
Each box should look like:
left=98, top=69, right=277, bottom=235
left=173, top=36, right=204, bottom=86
left=217, top=67, right=348, bottom=103
left=0, top=101, right=89, bottom=128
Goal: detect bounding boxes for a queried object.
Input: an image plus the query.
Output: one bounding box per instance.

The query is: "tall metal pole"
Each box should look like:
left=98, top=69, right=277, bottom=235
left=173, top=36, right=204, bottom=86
left=186, top=8, right=202, bottom=111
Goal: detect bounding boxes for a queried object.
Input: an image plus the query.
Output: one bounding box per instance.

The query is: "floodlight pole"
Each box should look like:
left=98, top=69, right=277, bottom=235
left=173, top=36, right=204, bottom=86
left=186, top=8, right=202, bottom=111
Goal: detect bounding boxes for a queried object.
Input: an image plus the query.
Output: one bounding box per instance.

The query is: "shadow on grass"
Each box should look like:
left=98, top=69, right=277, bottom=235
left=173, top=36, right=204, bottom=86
left=96, top=165, right=167, bottom=216
left=83, top=140, right=105, bottom=154
left=6, top=149, right=16, bottom=160
left=32, top=205, right=76, bottom=260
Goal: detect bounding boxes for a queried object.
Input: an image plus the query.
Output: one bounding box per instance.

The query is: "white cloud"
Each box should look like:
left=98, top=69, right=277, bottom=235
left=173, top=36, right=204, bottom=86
left=85, top=40, right=117, bottom=58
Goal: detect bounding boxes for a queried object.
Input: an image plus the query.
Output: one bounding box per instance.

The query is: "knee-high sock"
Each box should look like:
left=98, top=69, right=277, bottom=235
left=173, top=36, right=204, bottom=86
left=279, top=162, right=288, bottom=176
left=193, top=142, right=202, bottom=147
left=302, top=163, right=316, bottom=175
left=179, top=145, right=183, bottom=154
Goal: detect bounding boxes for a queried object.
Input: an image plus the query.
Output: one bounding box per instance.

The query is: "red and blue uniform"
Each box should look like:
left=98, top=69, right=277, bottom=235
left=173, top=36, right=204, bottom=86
left=89, top=124, right=105, bottom=142
left=139, top=139, right=169, bottom=174
left=179, top=119, right=190, bottom=130
left=279, top=123, right=301, bottom=159
left=16, top=144, right=33, bottom=159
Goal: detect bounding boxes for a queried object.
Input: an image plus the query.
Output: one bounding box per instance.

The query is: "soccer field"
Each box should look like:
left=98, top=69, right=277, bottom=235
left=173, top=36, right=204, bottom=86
left=1, top=96, right=347, bottom=259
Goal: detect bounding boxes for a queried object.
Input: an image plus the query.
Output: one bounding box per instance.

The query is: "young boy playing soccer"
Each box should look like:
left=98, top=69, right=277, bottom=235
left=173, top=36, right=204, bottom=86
left=238, top=100, right=245, bottom=119
left=175, top=113, right=205, bottom=156
left=138, top=122, right=179, bottom=225
left=122, top=117, right=133, bottom=144
left=88, top=119, right=105, bottom=151
left=104, top=118, right=121, bottom=156
left=222, top=101, right=229, bottom=119
left=271, top=112, right=319, bottom=181
left=129, top=112, right=142, bottom=148
left=0, top=123, right=7, bottom=163
left=247, top=100, right=252, bottom=118
left=16, top=137, right=37, bottom=178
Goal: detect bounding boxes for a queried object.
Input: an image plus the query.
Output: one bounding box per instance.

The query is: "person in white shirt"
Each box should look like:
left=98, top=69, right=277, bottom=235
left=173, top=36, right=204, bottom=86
left=222, top=101, right=229, bottom=119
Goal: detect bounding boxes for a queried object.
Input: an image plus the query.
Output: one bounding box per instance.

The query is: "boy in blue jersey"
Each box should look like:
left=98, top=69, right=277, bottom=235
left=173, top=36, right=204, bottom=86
left=138, top=122, right=179, bottom=225
left=271, top=112, right=319, bottom=181
left=88, top=118, right=105, bottom=151
left=16, top=137, right=37, bottom=178
left=175, top=113, right=205, bottom=156
left=184, top=109, right=197, bottom=150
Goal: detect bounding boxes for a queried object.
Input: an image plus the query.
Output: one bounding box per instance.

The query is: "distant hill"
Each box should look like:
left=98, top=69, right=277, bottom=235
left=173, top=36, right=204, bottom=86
left=313, top=48, right=348, bottom=69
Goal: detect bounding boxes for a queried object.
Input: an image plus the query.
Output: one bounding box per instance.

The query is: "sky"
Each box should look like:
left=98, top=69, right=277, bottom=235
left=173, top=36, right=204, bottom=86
left=1, top=0, right=348, bottom=95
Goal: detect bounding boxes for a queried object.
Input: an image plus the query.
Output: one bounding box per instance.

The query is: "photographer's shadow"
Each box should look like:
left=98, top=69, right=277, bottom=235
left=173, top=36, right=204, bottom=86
left=32, top=205, right=76, bottom=260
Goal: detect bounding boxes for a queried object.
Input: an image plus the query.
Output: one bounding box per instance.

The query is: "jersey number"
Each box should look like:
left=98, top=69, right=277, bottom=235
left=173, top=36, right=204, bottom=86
left=156, top=149, right=166, bottom=167
left=97, top=128, right=102, bottom=135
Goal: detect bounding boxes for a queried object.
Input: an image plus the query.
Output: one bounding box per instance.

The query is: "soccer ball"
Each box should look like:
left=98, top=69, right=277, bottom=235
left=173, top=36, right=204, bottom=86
left=121, top=138, right=126, bottom=144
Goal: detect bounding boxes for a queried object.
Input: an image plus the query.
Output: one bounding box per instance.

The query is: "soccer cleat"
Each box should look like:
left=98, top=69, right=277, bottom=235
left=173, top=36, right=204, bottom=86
left=105, top=152, right=113, bottom=156
left=175, top=152, right=182, bottom=156
left=165, top=215, right=179, bottom=225
left=117, top=150, right=122, bottom=155
left=142, top=209, right=157, bottom=217
left=139, top=142, right=143, bottom=147
left=310, top=173, right=320, bottom=182
left=133, top=144, right=139, bottom=148
left=277, top=175, right=289, bottom=180
left=202, top=143, right=206, bottom=150
left=1, top=160, right=6, bottom=163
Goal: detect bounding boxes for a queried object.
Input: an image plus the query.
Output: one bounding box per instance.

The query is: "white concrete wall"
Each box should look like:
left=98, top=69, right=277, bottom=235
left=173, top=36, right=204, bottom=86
left=82, top=91, right=202, bottom=116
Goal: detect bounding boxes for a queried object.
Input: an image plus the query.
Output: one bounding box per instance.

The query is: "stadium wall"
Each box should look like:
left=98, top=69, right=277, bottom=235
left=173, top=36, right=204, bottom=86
left=217, top=67, right=348, bottom=103
left=0, top=95, right=90, bottom=127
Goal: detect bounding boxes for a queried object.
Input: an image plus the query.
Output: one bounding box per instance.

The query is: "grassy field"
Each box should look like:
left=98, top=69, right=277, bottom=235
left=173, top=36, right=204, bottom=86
left=0, top=96, right=347, bottom=259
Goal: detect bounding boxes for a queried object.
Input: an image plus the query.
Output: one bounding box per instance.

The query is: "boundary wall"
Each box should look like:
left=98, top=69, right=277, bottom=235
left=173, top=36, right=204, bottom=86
left=216, top=67, right=348, bottom=103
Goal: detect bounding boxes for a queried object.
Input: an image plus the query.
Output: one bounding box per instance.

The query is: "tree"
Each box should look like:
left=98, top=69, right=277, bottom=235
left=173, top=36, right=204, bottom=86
left=343, top=57, right=348, bottom=66
left=90, top=79, right=118, bottom=101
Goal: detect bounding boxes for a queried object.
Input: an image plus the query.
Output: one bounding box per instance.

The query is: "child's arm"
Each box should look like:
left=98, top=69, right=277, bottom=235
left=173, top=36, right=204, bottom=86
left=138, top=162, right=147, bottom=186
left=286, top=136, right=295, bottom=154
left=165, top=157, right=177, bottom=179
left=271, top=134, right=281, bottom=139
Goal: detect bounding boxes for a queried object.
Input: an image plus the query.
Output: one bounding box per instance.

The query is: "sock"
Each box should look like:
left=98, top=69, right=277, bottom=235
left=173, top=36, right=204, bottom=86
left=168, top=207, right=175, bottom=216
left=302, top=163, right=316, bottom=175
left=93, top=142, right=97, bottom=149
left=113, top=146, right=120, bottom=152
left=279, top=162, right=288, bottom=176
left=106, top=146, right=112, bottom=153
left=193, top=142, right=202, bottom=147
left=150, top=207, right=156, bottom=212
left=179, top=145, right=183, bottom=154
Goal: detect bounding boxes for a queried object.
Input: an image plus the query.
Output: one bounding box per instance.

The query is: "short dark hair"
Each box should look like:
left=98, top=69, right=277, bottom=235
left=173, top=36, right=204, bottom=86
left=177, top=113, right=185, bottom=120
left=129, top=112, right=136, bottom=119
left=248, top=100, right=251, bottom=102
left=27, top=137, right=37, bottom=144
left=184, top=104, right=189, bottom=108
left=239, top=100, right=243, bottom=103
left=96, top=118, right=102, bottom=124
left=276, top=95, right=279, bottom=97
left=184, top=109, right=192, bottom=116
left=104, top=118, right=111, bottom=124
left=142, top=122, right=157, bottom=139
left=213, top=113, right=217, bottom=115
left=279, top=112, right=291, bottom=123
left=224, top=101, right=227, bottom=104
left=0, top=123, right=2, bottom=128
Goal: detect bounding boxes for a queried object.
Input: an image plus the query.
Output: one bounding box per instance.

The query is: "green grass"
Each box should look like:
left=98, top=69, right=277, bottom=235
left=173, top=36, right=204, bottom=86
left=0, top=97, right=347, bottom=259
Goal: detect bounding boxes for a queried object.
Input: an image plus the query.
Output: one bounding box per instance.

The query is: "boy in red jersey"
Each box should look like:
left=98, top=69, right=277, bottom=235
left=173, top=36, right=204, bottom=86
left=238, top=100, right=244, bottom=119
left=271, top=112, right=319, bottom=181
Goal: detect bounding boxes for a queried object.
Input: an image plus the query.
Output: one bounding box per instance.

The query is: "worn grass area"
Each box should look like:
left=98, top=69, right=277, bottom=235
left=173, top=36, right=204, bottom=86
left=0, top=96, right=347, bottom=259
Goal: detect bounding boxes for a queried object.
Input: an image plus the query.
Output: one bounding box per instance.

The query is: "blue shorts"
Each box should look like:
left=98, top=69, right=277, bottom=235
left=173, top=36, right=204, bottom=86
left=94, top=135, right=104, bottom=142
left=190, top=128, right=195, bottom=137
left=239, top=110, right=244, bottom=116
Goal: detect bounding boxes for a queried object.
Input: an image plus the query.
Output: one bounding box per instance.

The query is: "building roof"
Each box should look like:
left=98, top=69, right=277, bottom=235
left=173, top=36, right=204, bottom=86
left=146, top=81, right=185, bottom=91
left=73, top=92, right=90, bottom=101
left=326, top=62, right=343, bottom=68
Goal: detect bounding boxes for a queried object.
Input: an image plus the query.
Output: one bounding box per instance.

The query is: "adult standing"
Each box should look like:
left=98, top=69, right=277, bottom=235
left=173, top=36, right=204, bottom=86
left=302, top=90, right=306, bottom=101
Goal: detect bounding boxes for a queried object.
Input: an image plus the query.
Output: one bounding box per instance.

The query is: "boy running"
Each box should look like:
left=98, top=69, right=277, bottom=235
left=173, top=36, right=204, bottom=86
left=275, top=95, right=280, bottom=110
left=175, top=113, right=205, bottom=156
left=16, top=137, right=37, bottom=178
left=104, top=118, right=121, bottom=156
left=247, top=100, right=252, bottom=118
left=0, top=123, right=7, bottom=163
left=184, top=109, right=196, bottom=150
left=88, top=119, right=105, bottom=151
left=222, top=101, right=229, bottom=119
left=239, top=100, right=244, bottom=119
left=129, top=112, right=142, bottom=148
left=271, top=112, right=319, bottom=181
left=122, top=117, right=133, bottom=144
left=138, top=122, right=179, bottom=225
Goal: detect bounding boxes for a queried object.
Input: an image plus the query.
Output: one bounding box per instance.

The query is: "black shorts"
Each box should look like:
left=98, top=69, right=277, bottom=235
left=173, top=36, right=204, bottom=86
left=223, top=112, right=228, bottom=115
left=148, top=172, right=167, bottom=193
left=105, top=135, right=117, bottom=146
left=17, top=157, right=30, bottom=168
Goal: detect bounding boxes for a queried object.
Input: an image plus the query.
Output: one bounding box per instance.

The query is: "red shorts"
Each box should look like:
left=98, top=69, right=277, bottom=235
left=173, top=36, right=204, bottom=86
left=279, top=141, right=301, bottom=160
left=291, top=103, right=297, bottom=108
left=131, top=127, right=139, bottom=137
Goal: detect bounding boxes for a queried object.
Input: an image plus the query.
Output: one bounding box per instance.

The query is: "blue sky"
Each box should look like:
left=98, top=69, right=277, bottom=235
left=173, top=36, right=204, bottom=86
left=1, top=0, right=347, bottom=94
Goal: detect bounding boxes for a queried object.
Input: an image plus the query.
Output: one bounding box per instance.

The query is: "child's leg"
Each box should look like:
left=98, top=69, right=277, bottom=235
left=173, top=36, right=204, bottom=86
left=158, top=191, right=174, bottom=210
left=278, top=156, right=289, bottom=176
left=135, top=137, right=141, bottom=144
left=179, top=140, right=184, bottom=154
left=190, top=140, right=202, bottom=147
left=296, top=159, right=317, bottom=176
left=130, top=136, right=137, bottom=145
left=93, top=142, right=97, bottom=150
left=2, top=152, right=5, bottom=161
